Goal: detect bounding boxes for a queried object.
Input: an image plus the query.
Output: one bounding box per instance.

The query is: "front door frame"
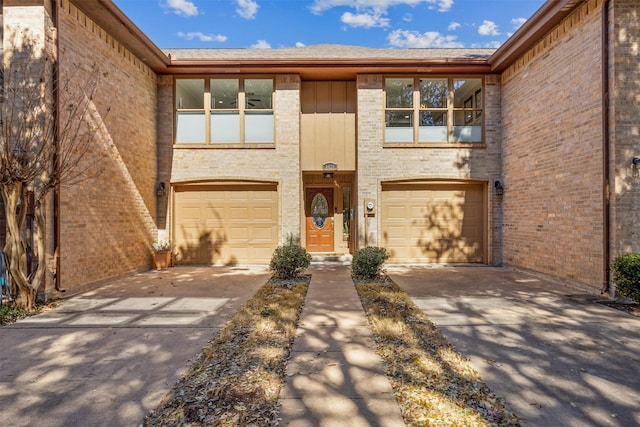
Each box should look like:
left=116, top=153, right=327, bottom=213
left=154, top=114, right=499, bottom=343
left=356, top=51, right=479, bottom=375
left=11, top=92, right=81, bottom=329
left=305, top=187, right=335, bottom=253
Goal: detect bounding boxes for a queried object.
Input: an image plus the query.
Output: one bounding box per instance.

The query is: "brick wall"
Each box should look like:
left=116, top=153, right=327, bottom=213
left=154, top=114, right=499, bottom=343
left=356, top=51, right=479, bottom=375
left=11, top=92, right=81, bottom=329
left=164, top=74, right=302, bottom=243
left=501, top=0, right=604, bottom=289
left=356, top=74, right=503, bottom=263
left=56, top=0, right=158, bottom=290
left=610, top=0, right=640, bottom=258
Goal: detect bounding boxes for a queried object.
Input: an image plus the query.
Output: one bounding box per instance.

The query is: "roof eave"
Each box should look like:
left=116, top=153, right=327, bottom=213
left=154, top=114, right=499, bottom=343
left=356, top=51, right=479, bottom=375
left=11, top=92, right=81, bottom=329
left=490, top=0, right=585, bottom=72
left=71, top=0, right=169, bottom=70
left=161, top=58, right=493, bottom=78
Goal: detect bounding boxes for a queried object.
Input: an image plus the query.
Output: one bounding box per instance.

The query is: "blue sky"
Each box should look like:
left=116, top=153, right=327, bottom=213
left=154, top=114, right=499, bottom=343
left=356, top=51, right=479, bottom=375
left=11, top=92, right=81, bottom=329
left=112, top=0, right=546, bottom=49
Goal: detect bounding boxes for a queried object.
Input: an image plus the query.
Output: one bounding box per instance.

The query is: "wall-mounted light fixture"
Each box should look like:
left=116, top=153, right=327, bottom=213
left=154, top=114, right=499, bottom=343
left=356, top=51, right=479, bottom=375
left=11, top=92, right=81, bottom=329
left=156, top=182, right=166, bottom=197
left=494, top=180, right=505, bottom=196
left=632, top=157, right=640, bottom=167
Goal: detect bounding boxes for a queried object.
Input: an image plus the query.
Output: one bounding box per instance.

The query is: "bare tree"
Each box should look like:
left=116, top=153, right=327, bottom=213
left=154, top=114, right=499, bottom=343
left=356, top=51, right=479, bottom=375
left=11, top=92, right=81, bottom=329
left=1, top=38, right=107, bottom=310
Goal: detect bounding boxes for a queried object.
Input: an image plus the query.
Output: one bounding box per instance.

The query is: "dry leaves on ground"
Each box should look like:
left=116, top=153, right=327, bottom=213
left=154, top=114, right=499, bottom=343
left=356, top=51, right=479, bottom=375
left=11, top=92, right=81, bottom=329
left=144, top=277, right=309, bottom=427
left=355, top=279, right=521, bottom=427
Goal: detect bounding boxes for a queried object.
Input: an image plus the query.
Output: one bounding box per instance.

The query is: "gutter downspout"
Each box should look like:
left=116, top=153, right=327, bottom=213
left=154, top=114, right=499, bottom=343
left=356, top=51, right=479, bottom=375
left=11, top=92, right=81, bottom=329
left=52, top=0, right=63, bottom=293
left=601, top=0, right=611, bottom=295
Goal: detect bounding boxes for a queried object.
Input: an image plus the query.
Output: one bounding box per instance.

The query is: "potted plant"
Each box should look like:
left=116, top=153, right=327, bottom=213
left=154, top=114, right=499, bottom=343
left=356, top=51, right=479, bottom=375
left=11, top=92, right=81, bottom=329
left=152, top=240, right=172, bottom=270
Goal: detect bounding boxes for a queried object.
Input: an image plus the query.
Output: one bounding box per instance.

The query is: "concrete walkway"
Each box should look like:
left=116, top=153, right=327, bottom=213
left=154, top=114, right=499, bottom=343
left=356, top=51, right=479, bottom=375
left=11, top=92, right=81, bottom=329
left=388, top=266, right=640, bottom=427
left=4, top=264, right=638, bottom=427
left=279, top=265, right=405, bottom=426
left=0, top=266, right=269, bottom=427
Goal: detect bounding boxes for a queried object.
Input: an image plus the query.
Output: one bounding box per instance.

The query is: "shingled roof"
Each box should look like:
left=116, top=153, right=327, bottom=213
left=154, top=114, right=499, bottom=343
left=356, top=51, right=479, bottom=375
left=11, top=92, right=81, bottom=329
left=164, top=44, right=495, bottom=61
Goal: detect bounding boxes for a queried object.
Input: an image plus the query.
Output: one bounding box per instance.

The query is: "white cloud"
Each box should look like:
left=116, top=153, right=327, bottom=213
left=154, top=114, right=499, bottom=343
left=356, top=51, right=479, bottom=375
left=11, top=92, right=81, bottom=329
left=295, top=42, right=306, bottom=47
left=251, top=40, right=271, bottom=49
left=341, top=11, right=390, bottom=28
left=164, top=0, right=198, bottom=17
left=512, top=17, right=527, bottom=30
left=448, top=21, right=460, bottom=31
left=177, top=32, right=227, bottom=42
left=310, top=0, right=453, bottom=15
left=309, top=1, right=453, bottom=31
left=437, top=0, right=453, bottom=12
left=236, top=0, right=259, bottom=19
left=478, top=20, right=500, bottom=36
left=388, top=29, right=463, bottom=48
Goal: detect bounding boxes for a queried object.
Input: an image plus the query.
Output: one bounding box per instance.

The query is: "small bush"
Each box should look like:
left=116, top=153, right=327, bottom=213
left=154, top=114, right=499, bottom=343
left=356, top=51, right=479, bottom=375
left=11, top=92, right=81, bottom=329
left=612, top=253, right=640, bottom=303
left=351, top=246, right=390, bottom=279
left=269, top=242, right=312, bottom=279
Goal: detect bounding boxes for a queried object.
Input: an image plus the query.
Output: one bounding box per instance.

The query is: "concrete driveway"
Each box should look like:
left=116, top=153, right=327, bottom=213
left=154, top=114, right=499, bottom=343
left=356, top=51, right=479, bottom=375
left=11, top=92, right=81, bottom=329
left=0, top=266, right=270, bottom=427
left=387, top=266, right=640, bottom=427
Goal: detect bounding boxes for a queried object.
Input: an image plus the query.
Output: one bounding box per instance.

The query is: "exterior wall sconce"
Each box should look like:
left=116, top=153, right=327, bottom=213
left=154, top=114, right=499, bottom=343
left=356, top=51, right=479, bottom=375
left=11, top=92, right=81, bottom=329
left=632, top=157, right=640, bottom=167
left=323, top=162, right=338, bottom=179
left=156, top=182, right=166, bottom=197
left=494, top=180, right=505, bottom=196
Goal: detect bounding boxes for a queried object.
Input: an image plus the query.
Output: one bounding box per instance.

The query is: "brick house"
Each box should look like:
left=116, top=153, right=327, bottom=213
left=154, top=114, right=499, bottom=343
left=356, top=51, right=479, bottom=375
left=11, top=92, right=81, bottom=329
left=0, top=0, right=638, bottom=297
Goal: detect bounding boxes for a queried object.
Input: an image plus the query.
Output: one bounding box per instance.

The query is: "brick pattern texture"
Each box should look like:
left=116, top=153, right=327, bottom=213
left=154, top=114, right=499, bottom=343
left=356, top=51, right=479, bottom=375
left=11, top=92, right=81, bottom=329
left=356, top=74, right=503, bottom=263
left=161, top=75, right=302, bottom=243
left=610, top=0, right=640, bottom=258
left=501, top=0, right=604, bottom=289
left=56, top=0, right=158, bottom=290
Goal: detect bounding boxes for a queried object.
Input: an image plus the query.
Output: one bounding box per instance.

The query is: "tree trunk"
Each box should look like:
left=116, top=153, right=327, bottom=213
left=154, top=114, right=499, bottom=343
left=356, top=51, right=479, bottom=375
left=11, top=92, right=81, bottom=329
left=1, top=182, right=39, bottom=310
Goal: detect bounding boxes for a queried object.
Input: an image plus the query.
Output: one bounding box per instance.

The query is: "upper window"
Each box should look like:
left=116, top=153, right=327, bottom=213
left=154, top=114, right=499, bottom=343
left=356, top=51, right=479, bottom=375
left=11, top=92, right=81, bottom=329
left=175, top=78, right=274, bottom=145
left=385, top=77, right=483, bottom=145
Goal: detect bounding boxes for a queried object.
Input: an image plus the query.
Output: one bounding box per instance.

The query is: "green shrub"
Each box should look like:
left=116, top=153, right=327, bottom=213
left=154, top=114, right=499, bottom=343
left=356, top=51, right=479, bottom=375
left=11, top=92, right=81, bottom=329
left=0, top=304, right=31, bottom=326
left=269, top=242, right=312, bottom=279
left=611, top=253, right=640, bottom=303
left=351, top=246, right=390, bottom=279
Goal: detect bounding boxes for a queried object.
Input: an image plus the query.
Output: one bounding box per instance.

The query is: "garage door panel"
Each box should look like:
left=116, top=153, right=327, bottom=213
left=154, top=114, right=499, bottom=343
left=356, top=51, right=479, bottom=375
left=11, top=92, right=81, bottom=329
left=174, top=185, right=278, bottom=265
left=252, top=226, right=276, bottom=241
left=253, top=206, right=276, bottom=219
left=381, top=183, right=484, bottom=263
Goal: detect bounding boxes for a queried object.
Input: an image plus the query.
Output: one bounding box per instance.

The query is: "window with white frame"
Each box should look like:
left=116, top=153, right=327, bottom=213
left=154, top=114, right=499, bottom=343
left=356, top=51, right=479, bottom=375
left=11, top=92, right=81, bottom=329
left=385, top=77, right=483, bottom=144
left=175, top=77, right=274, bottom=145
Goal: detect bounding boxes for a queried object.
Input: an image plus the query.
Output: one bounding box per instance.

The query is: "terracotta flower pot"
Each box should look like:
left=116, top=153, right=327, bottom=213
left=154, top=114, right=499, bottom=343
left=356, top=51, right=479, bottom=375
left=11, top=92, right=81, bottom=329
left=153, top=250, right=171, bottom=270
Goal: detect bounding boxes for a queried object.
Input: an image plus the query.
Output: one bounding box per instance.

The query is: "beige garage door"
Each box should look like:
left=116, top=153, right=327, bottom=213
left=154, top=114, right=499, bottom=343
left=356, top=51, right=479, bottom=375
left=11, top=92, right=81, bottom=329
left=174, top=184, right=278, bottom=265
left=381, top=182, right=485, bottom=263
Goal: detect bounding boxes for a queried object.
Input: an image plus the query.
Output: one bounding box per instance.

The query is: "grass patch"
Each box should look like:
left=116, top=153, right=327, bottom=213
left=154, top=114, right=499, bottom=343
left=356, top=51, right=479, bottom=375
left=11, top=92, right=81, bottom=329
left=144, top=276, right=309, bottom=427
left=355, top=280, right=521, bottom=427
left=0, top=304, right=32, bottom=326
left=0, top=302, right=56, bottom=326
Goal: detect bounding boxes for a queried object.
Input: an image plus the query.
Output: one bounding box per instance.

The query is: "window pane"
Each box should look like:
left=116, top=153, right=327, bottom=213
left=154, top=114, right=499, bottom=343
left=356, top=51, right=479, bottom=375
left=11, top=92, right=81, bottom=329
left=176, top=112, right=205, bottom=143
left=245, top=79, right=273, bottom=110
left=453, top=111, right=482, bottom=142
left=176, top=79, right=204, bottom=109
left=419, top=78, right=447, bottom=108
left=418, top=111, right=447, bottom=142
left=386, top=111, right=412, bottom=127
left=245, top=112, right=274, bottom=142
left=342, top=187, right=351, bottom=239
left=453, top=78, right=481, bottom=108
left=211, top=112, right=240, bottom=143
left=385, top=111, right=413, bottom=142
left=419, top=111, right=446, bottom=126
left=211, top=79, right=239, bottom=109
left=385, top=78, right=413, bottom=108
